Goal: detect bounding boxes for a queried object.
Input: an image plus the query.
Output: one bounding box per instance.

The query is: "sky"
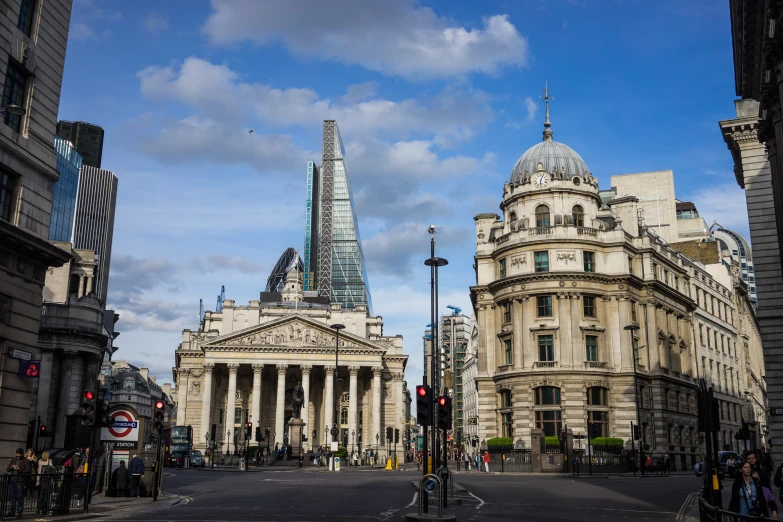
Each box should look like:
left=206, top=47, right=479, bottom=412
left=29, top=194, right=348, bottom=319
left=58, top=0, right=747, bottom=386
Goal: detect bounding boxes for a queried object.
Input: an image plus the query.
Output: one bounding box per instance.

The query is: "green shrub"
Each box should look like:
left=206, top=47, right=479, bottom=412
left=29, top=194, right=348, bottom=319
left=590, top=437, right=623, bottom=446
left=545, top=436, right=561, bottom=446
left=487, top=437, right=513, bottom=448
left=335, top=446, right=347, bottom=458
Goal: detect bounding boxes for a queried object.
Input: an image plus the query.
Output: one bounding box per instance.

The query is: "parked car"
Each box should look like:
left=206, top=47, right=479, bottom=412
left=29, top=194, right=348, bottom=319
left=189, top=450, right=205, bottom=468
left=170, top=451, right=186, bottom=468
left=694, top=451, right=740, bottom=478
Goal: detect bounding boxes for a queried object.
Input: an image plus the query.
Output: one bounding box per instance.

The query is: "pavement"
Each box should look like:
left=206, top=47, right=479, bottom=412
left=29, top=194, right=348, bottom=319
left=56, top=466, right=701, bottom=521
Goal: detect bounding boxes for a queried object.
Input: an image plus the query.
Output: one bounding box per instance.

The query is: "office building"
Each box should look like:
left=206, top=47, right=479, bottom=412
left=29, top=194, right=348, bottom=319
left=712, top=226, right=757, bottom=305
left=55, top=120, right=104, bottom=169
left=49, top=137, right=82, bottom=242
left=0, top=0, right=75, bottom=460
left=303, top=121, right=372, bottom=313
left=72, top=166, right=118, bottom=303
left=266, top=247, right=304, bottom=293
left=440, top=311, right=471, bottom=446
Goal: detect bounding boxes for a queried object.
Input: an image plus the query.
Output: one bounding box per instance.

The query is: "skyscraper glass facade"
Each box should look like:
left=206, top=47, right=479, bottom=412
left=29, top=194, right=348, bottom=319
left=49, top=137, right=82, bottom=242
left=304, top=121, right=372, bottom=313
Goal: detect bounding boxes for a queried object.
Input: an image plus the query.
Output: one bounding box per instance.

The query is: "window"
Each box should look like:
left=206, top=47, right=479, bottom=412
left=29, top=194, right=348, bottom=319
left=537, top=295, right=553, bottom=317
left=631, top=301, right=637, bottom=323
left=585, top=335, right=598, bottom=362
left=653, top=263, right=658, bottom=279
left=503, top=302, right=511, bottom=323
left=628, top=256, right=634, bottom=275
left=572, top=205, right=584, bottom=227
left=674, top=276, right=679, bottom=290
left=535, top=251, right=549, bottom=272
left=0, top=170, right=15, bottom=222
left=583, top=251, right=595, bottom=272
left=509, top=211, right=517, bottom=222
left=583, top=296, right=596, bottom=317
left=587, top=387, right=607, bottom=406
left=2, top=62, right=27, bottom=132
left=502, top=412, right=513, bottom=437
left=504, top=339, right=513, bottom=365
left=664, top=269, right=669, bottom=285
left=17, top=0, right=35, bottom=36
left=534, top=386, right=561, bottom=436
left=499, top=258, right=506, bottom=278
left=340, top=407, right=348, bottom=425
left=219, top=409, right=223, bottom=425
left=535, top=386, right=561, bottom=405
left=535, top=205, right=550, bottom=227
left=234, top=407, right=242, bottom=424
left=538, top=335, right=554, bottom=361
left=699, top=325, right=704, bottom=345
left=706, top=327, right=711, bottom=348
left=500, top=390, right=512, bottom=408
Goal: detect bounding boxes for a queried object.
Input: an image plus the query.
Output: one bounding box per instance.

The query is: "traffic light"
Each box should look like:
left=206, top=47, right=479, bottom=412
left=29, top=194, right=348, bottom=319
left=40, top=425, right=47, bottom=436
left=436, top=396, right=450, bottom=430
left=96, top=398, right=112, bottom=427
left=153, top=400, right=165, bottom=431
left=81, top=390, right=95, bottom=425
left=255, top=426, right=261, bottom=442
left=416, top=385, right=432, bottom=426
left=386, top=427, right=393, bottom=443
left=394, top=428, right=400, bottom=444
left=632, top=424, right=640, bottom=441
left=246, top=423, right=252, bottom=439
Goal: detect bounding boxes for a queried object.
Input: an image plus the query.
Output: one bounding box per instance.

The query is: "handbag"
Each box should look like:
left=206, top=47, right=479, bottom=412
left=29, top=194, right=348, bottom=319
left=743, top=480, right=764, bottom=517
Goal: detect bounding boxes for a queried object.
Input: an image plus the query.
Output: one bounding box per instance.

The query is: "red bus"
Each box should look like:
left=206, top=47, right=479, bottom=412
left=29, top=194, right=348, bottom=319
left=163, top=425, right=192, bottom=467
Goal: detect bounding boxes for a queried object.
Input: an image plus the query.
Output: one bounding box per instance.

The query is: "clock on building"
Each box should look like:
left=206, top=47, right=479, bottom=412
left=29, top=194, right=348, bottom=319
left=534, top=173, right=548, bottom=188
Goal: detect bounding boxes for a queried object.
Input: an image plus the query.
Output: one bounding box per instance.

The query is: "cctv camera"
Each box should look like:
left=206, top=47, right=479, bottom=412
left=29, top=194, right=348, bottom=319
left=428, top=224, right=436, bottom=234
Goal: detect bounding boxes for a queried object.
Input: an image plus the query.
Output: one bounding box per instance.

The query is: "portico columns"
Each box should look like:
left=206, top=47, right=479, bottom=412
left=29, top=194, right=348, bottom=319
left=324, top=365, right=335, bottom=441
left=348, top=366, right=359, bottom=454
left=251, top=364, right=263, bottom=436
left=225, top=363, right=239, bottom=453
left=275, top=364, right=288, bottom=446
left=200, top=363, right=214, bottom=450
left=54, top=351, right=77, bottom=448
left=177, top=369, right=190, bottom=426
left=301, top=365, right=312, bottom=449
left=371, top=366, right=382, bottom=458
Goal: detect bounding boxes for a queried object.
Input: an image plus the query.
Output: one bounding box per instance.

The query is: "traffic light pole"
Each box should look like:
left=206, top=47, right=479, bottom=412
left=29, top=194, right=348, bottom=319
left=153, top=429, right=162, bottom=501
left=83, top=376, right=101, bottom=514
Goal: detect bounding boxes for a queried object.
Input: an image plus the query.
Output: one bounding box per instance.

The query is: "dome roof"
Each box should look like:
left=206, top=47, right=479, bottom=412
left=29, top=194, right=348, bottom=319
left=509, top=83, right=590, bottom=185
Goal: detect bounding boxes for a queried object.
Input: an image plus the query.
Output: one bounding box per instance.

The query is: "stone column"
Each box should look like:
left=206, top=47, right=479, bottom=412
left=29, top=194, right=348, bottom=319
left=557, top=293, right=569, bottom=365
left=371, top=366, right=382, bottom=457
left=348, top=366, right=360, bottom=455
left=301, top=365, right=312, bottom=449
left=54, top=351, right=77, bottom=448
left=522, top=297, right=535, bottom=368
left=512, top=297, right=524, bottom=369
left=275, top=364, right=288, bottom=446
left=251, top=364, right=263, bottom=435
left=394, top=372, right=404, bottom=457
left=645, top=301, right=660, bottom=370
left=600, top=296, right=613, bottom=367
left=225, top=363, right=239, bottom=453
left=324, top=365, right=335, bottom=441
left=199, top=363, right=214, bottom=449
left=178, top=369, right=190, bottom=426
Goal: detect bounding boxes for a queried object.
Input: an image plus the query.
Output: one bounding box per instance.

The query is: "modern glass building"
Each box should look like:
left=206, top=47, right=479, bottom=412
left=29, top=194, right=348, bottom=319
left=713, top=227, right=757, bottom=305
left=266, top=248, right=304, bottom=292
left=49, top=137, right=83, bottom=242
left=304, top=120, right=372, bottom=313
left=56, top=120, right=104, bottom=169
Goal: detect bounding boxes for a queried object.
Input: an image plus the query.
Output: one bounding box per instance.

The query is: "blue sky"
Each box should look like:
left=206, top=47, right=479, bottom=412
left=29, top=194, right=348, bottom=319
left=59, top=0, right=746, bottom=385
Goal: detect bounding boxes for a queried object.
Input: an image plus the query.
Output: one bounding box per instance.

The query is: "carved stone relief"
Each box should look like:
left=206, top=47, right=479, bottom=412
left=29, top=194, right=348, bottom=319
left=556, top=251, right=577, bottom=265
left=189, top=380, right=201, bottom=395
left=510, top=255, right=526, bottom=269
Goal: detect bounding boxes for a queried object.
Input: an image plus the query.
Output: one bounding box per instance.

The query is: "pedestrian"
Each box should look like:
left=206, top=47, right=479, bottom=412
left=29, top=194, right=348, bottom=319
left=762, top=485, right=778, bottom=519
left=730, top=460, right=767, bottom=516
left=745, top=450, right=771, bottom=488
left=646, top=455, right=653, bottom=473
left=112, top=461, right=130, bottom=497
left=6, top=447, right=33, bottom=518
left=474, top=453, right=480, bottom=471
left=464, top=452, right=470, bottom=471
left=663, top=454, right=671, bottom=475
left=36, top=450, right=53, bottom=516
left=314, top=447, right=321, bottom=467
left=483, top=451, right=490, bottom=473
left=128, top=454, right=145, bottom=498
left=25, top=449, right=38, bottom=494
left=760, top=447, right=775, bottom=487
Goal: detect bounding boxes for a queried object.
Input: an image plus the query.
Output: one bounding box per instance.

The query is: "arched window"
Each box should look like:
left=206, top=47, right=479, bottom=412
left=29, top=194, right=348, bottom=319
left=586, top=387, right=608, bottom=438
left=572, top=205, right=584, bottom=227
left=535, top=205, right=550, bottom=228
left=340, top=407, right=348, bottom=425
left=509, top=211, right=517, bottom=222
left=534, top=386, right=561, bottom=436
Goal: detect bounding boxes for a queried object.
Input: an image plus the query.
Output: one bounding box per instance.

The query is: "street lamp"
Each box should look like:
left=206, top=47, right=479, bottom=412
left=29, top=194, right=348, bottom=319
left=376, top=432, right=380, bottom=466
left=227, top=430, right=231, bottom=456
left=352, top=430, right=356, bottom=465
left=0, top=104, right=25, bottom=119
left=624, top=322, right=645, bottom=475
left=330, top=323, right=345, bottom=451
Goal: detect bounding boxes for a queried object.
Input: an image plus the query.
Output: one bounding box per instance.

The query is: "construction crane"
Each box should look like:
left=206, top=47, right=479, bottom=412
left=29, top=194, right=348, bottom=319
left=199, top=299, right=204, bottom=322
left=446, top=305, right=462, bottom=315
left=215, top=285, right=225, bottom=312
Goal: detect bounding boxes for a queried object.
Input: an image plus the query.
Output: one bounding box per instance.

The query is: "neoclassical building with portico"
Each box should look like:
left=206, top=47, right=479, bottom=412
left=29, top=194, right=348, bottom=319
left=174, top=268, right=407, bottom=459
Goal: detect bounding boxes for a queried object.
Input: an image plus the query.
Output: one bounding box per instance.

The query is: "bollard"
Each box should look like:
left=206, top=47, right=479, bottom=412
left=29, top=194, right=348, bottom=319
left=501, top=454, right=505, bottom=473
left=417, top=474, right=443, bottom=518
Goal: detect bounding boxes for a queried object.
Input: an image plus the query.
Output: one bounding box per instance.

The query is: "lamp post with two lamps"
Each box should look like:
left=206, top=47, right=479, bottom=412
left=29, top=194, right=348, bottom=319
left=330, top=323, right=345, bottom=467
left=624, top=322, right=645, bottom=475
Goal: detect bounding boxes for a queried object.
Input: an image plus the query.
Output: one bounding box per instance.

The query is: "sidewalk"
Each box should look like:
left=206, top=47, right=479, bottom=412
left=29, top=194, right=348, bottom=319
left=14, top=496, right=161, bottom=522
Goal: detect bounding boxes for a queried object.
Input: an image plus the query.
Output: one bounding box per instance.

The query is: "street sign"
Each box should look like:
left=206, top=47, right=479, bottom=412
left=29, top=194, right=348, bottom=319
left=334, top=457, right=340, bottom=471
left=423, top=477, right=438, bottom=493
left=8, top=348, right=31, bottom=361
left=771, top=408, right=783, bottom=416
left=101, top=409, right=140, bottom=443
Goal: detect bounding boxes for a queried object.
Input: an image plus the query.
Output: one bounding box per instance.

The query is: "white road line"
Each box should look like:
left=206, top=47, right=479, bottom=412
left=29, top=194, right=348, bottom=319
left=406, top=492, right=418, bottom=508
left=468, top=491, right=484, bottom=508
left=677, top=492, right=695, bottom=520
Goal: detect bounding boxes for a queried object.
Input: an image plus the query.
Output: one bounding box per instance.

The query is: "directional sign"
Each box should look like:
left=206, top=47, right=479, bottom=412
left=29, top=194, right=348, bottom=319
left=8, top=348, right=31, bottom=361
left=423, top=477, right=438, bottom=493
left=101, top=410, right=140, bottom=443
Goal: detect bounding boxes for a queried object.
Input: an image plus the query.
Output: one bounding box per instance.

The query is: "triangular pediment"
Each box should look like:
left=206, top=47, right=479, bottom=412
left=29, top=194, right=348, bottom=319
left=202, top=314, right=389, bottom=353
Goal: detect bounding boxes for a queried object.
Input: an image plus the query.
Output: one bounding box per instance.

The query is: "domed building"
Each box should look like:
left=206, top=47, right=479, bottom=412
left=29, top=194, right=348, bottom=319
left=469, top=97, right=702, bottom=464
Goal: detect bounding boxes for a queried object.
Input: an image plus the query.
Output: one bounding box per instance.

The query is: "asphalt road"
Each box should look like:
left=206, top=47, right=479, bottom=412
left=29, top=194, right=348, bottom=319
left=102, top=467, right=701, bottom=521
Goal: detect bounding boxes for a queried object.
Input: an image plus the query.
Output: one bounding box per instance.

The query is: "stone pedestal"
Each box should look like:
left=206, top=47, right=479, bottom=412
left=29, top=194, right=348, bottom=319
left=289, top=418, right=306, bottom=458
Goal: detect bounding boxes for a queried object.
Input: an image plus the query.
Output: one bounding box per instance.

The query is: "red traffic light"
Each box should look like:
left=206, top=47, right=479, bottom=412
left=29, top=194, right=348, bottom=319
left=83, top=390, right=94, bottom=400
left=417, top=387, right=427, bottom=397
left=155, top=401, right=165, bottom=410
left=247, top=422, right=252, bottom=427
left=40, top=425, right=46, bottom=432
left=438, top=397, right=447, bottom=406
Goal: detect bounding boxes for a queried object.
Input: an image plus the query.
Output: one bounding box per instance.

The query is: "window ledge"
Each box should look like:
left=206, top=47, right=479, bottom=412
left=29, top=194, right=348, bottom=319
left=535, top=361, right=558, bottom=368
left=585, top=361, right=607, bottom=369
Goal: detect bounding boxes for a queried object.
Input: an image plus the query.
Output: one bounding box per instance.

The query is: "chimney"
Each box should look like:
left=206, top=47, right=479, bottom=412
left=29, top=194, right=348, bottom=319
left=139, top=368, right=149, bottom=381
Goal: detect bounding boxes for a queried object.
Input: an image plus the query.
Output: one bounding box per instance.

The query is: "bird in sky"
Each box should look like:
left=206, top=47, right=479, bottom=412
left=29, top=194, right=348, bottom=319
left=247, top=129, right=254, bottom=134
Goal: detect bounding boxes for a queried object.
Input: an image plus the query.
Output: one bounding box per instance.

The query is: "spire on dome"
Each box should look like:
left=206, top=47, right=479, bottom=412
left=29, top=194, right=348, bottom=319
left=540, top=81, right=553, bottom=141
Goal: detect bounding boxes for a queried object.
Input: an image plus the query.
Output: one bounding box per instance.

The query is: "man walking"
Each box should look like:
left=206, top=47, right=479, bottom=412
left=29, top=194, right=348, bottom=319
left=6, top=448, right=32, bottom=518
left=128, top=454, right=145, bottom=498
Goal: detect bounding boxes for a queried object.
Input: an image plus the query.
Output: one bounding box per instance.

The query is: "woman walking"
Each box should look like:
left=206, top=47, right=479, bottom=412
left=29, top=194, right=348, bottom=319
left=36, top=450, right=53, bottom=515
left=729, top=460, right=768, bottom=516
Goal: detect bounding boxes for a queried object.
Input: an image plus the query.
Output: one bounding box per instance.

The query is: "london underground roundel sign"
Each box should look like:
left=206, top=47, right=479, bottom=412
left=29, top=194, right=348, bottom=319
left=101, top=409, right=139, bottom=442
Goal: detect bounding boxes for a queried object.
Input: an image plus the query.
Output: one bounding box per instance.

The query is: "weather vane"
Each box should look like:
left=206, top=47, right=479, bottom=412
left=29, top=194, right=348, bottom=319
left=540, top=81, right=554, bottom=141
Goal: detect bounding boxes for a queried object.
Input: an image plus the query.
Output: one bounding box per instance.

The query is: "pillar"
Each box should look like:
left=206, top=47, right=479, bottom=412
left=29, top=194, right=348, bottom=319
left=371, top=366, right=382, bottom=458
left=522, top=297, right=535, bottom=368
left=200, top=363, right=214, bottom=451
left=324, top=365, right=335, bottom=442
left=225, top=363, right=239, bottom=453
left=301, top=365, right=312, bottom=449
left=251, top=364, right=263, bottom=437
left=54, top=351, right=76, bottom=448
left=557, top=293, right=569, bottom=365
left=512, top=297, right=524, bottom=369
left=275, top=364, right=288, bottom=446
left=177, top=369, right=190, bottom=426
left=645, top=301, right=659, bottom=370
left=348, top=366, right=359, bottom=455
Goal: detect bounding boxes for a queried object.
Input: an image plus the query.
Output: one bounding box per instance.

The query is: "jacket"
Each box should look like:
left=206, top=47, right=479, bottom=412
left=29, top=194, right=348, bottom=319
left=128, top=457, right=145, bottom=475
left=113, top=465, right=130, bottom=490
left=729, top=476, right=769, bottom=515
left=6, top=456, right=33, bottom=475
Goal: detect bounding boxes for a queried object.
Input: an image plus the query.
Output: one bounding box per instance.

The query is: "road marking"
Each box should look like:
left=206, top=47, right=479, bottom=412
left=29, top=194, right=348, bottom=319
left=406, top=492, right=418, bottom=508
left=677, top=492, right=695, bottom=520
left=468, top=491, right=485, bottom=508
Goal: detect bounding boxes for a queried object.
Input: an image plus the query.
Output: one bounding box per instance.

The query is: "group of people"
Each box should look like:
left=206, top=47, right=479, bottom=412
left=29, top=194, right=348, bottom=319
left=311, top=447, right=380, bottom=467
left=727, top=448, right=778, bottom=517
left=644, top=454, right=672, bottom=474
left=413, top=451, right=490, bottom=472
left=111, top=454, right=145, bottom=497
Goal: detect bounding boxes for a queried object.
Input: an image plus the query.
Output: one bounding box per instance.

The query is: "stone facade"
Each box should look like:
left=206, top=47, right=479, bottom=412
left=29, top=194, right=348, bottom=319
left=0, top=0, right=74, bottom=461
left=461, top=317, right=479, bottom=448
left=174, top=270, right=407, bottom=460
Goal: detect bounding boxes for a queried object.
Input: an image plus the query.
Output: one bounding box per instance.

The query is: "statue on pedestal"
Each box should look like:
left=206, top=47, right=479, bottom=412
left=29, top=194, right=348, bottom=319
left=292, top=381, right=305, bottom=419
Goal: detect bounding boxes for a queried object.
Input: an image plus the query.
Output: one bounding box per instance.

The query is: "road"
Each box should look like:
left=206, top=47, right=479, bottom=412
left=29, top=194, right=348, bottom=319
left=103, top=467, right=701, bottom=521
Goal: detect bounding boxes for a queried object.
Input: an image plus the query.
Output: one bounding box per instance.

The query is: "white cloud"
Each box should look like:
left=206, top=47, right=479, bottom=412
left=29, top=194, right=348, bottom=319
left=137, top=57, right=492, bottom=141
left=524, top=97, right=538, bottom=121
left=145, top=12, right=169, bottom=32
left=688, top=183, right=750, bottom=239
left=202, top=0, right=528, bottom=79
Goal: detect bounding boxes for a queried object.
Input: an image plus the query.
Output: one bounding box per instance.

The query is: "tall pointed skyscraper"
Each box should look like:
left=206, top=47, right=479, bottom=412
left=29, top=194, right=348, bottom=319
left=303, top=120, right=372, bottom=313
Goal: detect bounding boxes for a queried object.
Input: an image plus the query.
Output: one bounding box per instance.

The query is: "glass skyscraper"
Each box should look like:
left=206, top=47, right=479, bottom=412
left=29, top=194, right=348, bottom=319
left=49, top=137, right=83, bottom=242
left=303, top=120, right=372, bottom=313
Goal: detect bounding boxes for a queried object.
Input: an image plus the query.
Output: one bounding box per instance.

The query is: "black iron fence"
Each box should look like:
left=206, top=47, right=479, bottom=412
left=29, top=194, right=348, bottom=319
left=699, top=495, right=768, bottom=521
left=0, top=469, right=88, bottom=520
left=486, top=449, right=532, bottom=472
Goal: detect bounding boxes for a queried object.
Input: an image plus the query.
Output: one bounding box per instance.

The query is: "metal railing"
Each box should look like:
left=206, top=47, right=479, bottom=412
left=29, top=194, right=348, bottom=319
left=486, top=449, right=532, bottom=472
left=530, top=226, right=553, bottom=236
left=699, top=495, right=767, bottom=521
left=576, top=227, right=599, bottom=236
left=0, top=470, right=86, bottom=520
left=535, top=361, right=557, bottom=368
left=585, top=361, right=608, bottom=368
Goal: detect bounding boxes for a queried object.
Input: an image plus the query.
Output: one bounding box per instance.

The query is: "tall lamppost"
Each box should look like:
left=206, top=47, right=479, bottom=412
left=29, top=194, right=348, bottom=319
left=330, top=323, right=345, bottom=467
left=424, top=224, right=448, bottom=472
left=352, top=430, right=356, bottom=465
left=624, top=323, right=645, bottom=475
left=227, top=430, right=231, bottom=456
left=376, top=433, right=380, bottom=467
